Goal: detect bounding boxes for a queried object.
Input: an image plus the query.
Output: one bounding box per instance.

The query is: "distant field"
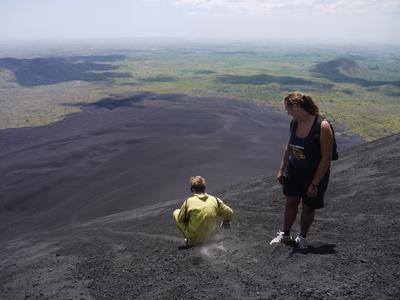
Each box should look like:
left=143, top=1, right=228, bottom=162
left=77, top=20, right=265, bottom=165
left=0, top=44, right=399, bottom=140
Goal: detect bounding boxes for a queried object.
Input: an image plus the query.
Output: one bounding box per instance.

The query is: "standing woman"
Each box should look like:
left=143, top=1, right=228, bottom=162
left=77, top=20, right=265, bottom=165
left=270, top=91, right=334, bottom=249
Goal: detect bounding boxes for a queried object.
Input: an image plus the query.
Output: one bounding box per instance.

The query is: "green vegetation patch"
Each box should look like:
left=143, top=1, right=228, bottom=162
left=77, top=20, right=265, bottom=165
left=1, top=44, right=400, bottom=140
left=312, top=57, right=400, bottom=87
left=140, top=75, right=176, bottom=82
left=216, top=74, right=313, bottom=85
left=193, top=70, right=216, bottom=75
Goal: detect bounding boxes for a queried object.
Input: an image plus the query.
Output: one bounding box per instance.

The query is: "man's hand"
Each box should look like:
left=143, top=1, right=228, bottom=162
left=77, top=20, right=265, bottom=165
left=222, top=221, right=231, bottom=229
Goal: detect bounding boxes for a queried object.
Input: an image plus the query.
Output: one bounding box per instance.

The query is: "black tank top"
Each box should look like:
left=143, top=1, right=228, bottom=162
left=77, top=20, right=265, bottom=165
left=287, top=116, right=321, bottom=174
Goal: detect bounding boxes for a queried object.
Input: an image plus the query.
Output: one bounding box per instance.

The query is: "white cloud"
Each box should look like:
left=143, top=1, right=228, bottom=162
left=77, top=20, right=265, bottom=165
left=0, top=0, right=398, bottom=43
left=174, top=0, right=400, bottom=14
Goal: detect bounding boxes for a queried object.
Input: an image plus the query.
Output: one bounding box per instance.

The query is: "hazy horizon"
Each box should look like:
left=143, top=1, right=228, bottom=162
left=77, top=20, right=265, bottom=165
left=1, top=37, right=399, bottom=60
left=1, top=0, right=399, bottom=45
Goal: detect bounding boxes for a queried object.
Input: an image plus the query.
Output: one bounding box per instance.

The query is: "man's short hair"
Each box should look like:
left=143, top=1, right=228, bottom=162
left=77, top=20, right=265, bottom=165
left=190, top=176, right=206, bottom=193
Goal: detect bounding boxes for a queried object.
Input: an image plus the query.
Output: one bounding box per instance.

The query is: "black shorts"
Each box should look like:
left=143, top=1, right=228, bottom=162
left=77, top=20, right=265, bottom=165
left=283, top=165, right=330, bottom=209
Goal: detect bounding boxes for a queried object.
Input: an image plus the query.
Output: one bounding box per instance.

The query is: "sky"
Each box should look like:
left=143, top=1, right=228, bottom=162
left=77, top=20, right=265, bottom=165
left=0, top=0, right=399, bottom=44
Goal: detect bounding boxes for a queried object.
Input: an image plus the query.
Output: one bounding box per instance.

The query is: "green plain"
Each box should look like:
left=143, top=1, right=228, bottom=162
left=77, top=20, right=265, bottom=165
left=0, top=44, right=399, bottom=141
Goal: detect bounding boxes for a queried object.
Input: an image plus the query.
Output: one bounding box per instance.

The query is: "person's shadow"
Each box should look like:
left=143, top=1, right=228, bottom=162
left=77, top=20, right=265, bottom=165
left=177, top=244, right=192, bottom=250
left=289, top=242, right=337, bottom=255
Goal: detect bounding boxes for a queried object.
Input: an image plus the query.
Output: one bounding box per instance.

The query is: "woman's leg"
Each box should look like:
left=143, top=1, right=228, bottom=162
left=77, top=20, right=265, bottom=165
left=283, top=196, right=301, bottom=232
left=300, top=203, right=315, bottom=237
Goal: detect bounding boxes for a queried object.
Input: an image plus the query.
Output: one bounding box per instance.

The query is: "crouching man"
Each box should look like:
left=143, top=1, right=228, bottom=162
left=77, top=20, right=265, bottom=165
left=173, top=176, right=233, bottom=246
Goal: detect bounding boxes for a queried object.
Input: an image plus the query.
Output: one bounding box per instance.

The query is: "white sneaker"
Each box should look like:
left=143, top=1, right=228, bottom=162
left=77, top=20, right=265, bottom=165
left=294, top=235, right=308, bottom=249
left=270, top=231, right=291, bottom=245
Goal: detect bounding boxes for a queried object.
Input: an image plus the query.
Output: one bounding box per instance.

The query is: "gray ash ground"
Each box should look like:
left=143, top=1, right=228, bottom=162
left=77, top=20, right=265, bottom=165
left=0, top=93, right=293, bottom=240
left=0, top=92, right=362, bottom=241
left=1, top=131, right=399, bottom=299
left=1, top=92, right=383, bottom=299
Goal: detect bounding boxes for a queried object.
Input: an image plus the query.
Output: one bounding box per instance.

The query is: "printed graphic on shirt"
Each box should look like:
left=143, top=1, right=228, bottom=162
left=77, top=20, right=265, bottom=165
left=289, top=144, right=306, bottom=160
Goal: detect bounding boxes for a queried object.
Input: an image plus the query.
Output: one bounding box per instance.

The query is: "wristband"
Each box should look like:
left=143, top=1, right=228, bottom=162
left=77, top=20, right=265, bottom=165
left=311, top=183, right=319, bottom=189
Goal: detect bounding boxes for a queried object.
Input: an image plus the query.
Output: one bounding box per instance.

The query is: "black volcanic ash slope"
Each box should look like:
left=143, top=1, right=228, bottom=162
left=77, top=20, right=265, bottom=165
left=0, top=93, right=295, bottom=241
left=0, top=92, right=363, bottom=242
left=0, top=134, right=399, bottom=299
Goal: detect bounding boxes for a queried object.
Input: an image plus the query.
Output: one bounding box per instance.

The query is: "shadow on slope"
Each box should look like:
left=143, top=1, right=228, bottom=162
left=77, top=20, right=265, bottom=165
left=0, top=55, right=130, bottom=86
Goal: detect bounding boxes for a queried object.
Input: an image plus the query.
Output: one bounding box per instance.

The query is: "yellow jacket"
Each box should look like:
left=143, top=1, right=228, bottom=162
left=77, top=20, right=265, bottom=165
left=176, top=193, right=233, bottom=245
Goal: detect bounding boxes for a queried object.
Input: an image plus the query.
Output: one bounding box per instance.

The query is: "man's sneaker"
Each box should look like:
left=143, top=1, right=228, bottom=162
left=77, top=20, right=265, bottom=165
left=270, top=231, right=291, bottom=245
left=294, top=235, right=308, bottom=249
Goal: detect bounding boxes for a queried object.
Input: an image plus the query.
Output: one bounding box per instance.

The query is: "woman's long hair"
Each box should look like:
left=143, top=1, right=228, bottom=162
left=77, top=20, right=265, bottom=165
left=284, top=91, right=320, bottom=116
